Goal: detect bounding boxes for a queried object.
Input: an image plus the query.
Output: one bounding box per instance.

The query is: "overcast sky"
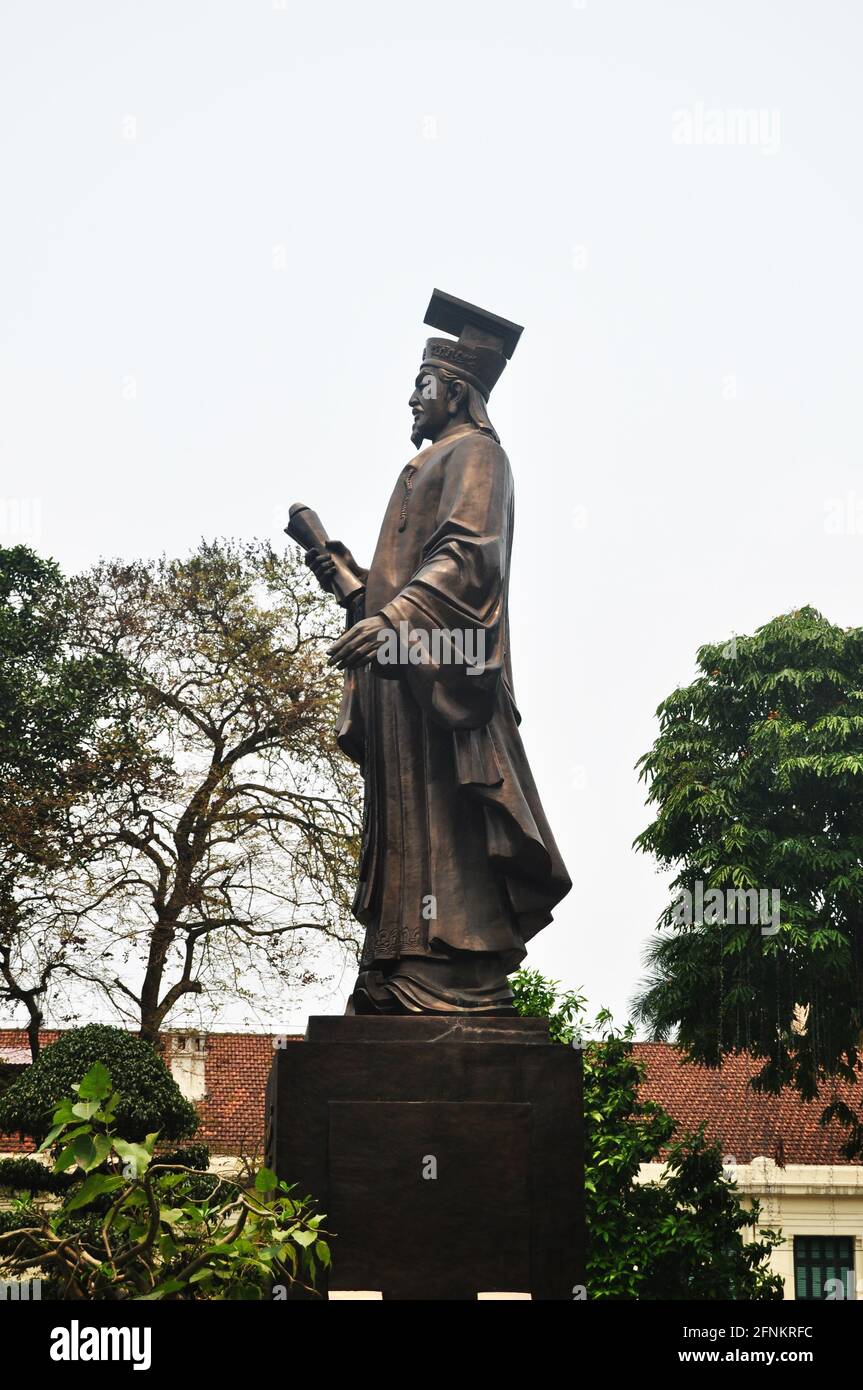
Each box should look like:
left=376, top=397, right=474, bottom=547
left=2, top=0, right=861, bottom=1031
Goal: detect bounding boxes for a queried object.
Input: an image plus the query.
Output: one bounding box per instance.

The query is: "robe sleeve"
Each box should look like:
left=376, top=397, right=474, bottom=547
left=377, top=431, right=513, bottom=731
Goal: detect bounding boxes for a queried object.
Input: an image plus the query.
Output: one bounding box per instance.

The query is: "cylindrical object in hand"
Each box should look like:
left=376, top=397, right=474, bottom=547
left=285, top=503, right=365, bottom=607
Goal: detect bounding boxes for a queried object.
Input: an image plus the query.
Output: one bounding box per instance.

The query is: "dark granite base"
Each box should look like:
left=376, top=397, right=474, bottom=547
left=265, top=1014, right=584, bottom=1300
left=306, top=1013, right=549, bottom=1044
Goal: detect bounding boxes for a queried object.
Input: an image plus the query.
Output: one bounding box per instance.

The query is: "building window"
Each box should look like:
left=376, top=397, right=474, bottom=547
left=793, top=1236, right=855, bottom=1300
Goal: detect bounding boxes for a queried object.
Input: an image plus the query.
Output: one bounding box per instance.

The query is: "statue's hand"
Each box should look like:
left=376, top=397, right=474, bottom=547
left=304, top=540, right=366, bottom=594
left=327, top=614, right=390, bottom=671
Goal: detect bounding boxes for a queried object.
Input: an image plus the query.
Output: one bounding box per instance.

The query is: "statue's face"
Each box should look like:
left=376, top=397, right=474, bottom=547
left=409, top=368, right=449, bottom=446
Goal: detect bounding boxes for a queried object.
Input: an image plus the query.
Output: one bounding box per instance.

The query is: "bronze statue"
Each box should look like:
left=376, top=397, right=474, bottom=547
left=291, top=290, right=571, bottom=1014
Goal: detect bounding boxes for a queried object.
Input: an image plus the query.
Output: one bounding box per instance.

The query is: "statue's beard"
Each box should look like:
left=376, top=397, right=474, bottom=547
left=410, top=421, right=424, bottom=449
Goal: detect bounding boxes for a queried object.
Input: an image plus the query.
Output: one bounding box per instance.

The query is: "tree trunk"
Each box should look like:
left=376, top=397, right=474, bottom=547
left=138, top=919, right=176, bottom=1043
left=26, top=1006, right=42, bottom=1061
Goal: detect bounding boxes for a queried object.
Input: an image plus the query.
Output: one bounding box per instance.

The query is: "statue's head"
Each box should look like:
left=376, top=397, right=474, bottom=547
left=410, top=367, right=464, bottom=446
left=409, top=367, right=499, bottom=449
left=412, top=290, right=523, bottom=450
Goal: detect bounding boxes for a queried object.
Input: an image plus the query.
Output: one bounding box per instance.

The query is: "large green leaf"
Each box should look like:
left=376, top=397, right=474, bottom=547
left=71, top=1099, right=101, bottom=1121
left=255, top=1166, right=277, bottom=1193
left=113, top=1139, right=152, bottom=1176
left=72, top=1132, right=112, bottom=1173
left=75, top=1061, right=112, bottom=1102
left=64, top=1172, right=125, bottom=1214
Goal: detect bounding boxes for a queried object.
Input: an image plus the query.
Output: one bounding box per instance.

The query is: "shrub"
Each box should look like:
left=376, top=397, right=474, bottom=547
left=0, top=1062, right=26, bottom=1101
left=156, top=1143, right=210, bottom=1172
left=0, top=1157, right=75, bottom=1195
left=0, top=1207, right=38, bottom=1238
left=0, top=1147, right=209, bottom=1198
left=0, top=1063, right=329, bottom=1299
left=0, top=1025, right=198, bottom=1143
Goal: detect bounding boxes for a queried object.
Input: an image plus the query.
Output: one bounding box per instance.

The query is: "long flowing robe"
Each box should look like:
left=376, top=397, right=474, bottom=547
left=336, top=424, right=571, bottom=1012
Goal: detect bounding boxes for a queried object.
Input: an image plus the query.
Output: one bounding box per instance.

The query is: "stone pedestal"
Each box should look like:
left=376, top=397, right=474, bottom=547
left=265, top=1015, right=584, bottom=1300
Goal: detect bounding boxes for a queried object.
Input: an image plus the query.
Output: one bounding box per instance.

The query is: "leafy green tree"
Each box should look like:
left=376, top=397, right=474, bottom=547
left=0, top=1062, right=328, bottom=1299
left=637, top=1130, right=783, bottom=1300
left=510, top=972, right=784, bottom=1300
left=0, top=1024, right=198, bottom=1144
left=0, top=546, right=114, bottom=786
left=632, top=607, right=863, bottom=1150
left=0, top=546, right=125, bottom=1056
left=583, top=1014, right=782, bottom=1300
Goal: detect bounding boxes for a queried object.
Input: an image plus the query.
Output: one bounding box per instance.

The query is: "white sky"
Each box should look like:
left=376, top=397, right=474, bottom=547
left=2, top=0, right=862, bottom=1031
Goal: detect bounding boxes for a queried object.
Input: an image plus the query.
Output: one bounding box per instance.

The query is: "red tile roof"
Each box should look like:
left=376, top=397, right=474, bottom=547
left=194, top=1032, right=300, bottom=1157
left=1, top=1029, right=860, bottom=1166
left=634, top=1042, right=862, bottom=1167
left=0, top=1028, right=299, bottom=1157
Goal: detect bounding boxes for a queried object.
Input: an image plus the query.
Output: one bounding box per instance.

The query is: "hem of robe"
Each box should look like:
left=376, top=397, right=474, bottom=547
left=347, top=954, right=516, bottom=1016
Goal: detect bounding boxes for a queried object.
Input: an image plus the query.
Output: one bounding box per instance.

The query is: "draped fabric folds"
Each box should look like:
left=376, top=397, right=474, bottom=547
left=336, top=425, right=571, bottom=1012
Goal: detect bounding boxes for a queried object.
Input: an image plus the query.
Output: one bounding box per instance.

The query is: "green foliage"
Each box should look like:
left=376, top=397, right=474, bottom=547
left=0, top=1063, right=329, bottom=1300
left=0, top=546, right=131, bottom=1049
left=156, top=1143, right=210, bottom=1172
left=509, top=968, right=586, bottom=1044
left=0, top=1157, right=75, bottom=1195
left=512, top=975, right=784, bottom=1300
left=0, top=1062, right=25, bottom=1099
left=583, top=1012, right=783, bottom=1300
left=0, top=544, right=127, bottom=871
left=0, top=1025, right=198, bottom=1143
left=0, top=1143, right=209, bottom=1196
left=636, top=1129, right=784, bottom=1300
left=0, top=545, right=123, bottom=790
left=633, top=607, right=863, bottom=1148
left=0, top=1202, right=44, bottom=1242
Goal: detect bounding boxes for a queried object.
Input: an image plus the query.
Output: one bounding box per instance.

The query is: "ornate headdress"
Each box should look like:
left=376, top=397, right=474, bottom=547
left=421, top=289, right=524, bottom=400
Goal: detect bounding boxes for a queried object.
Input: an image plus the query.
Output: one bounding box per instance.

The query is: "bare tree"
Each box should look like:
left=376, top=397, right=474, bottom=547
left=62, top=539, right=362, bottom=1041
left=0, top=870, right=124, bottom=1057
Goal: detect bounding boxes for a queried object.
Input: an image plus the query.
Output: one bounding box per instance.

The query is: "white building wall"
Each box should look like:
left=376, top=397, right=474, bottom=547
left=167, top=1032, right=208, bottom=1101
left=639, top=1156, right=863, bottom=1299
